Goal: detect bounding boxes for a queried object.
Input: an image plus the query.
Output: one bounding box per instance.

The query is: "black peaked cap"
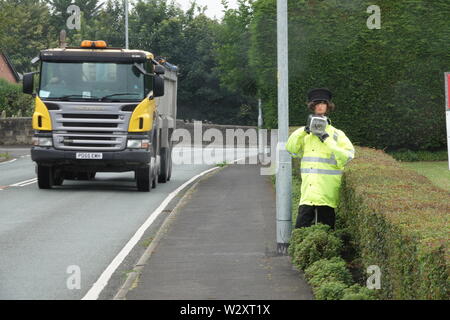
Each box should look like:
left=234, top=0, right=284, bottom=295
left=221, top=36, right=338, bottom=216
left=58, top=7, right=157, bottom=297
left=308, top=88, right=333, bottom=102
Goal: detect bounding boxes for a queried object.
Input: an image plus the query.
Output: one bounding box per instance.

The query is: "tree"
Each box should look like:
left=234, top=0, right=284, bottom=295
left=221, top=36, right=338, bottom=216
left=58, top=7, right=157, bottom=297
left=215, top=0, right=257, bottom=97
left=0, top=0, right=55, bottom=73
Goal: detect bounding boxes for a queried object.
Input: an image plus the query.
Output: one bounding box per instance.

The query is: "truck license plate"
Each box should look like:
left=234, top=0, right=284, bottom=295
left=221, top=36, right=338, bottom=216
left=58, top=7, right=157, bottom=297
left=76, top=153, right=103, bottom=160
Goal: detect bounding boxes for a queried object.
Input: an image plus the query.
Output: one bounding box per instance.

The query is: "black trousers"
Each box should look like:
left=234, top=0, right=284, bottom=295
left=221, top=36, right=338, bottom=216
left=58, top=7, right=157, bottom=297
left=295, top=205, right=336, bottom=229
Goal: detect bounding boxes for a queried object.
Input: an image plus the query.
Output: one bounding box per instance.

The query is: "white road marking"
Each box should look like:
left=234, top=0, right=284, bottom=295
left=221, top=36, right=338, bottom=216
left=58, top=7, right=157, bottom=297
left=0, top=158, right=17, bottom=165
left=10, top=178, right=37, bottom=187
left=81, top=165, right=221, bottom=300
left=17, top=179, right=38, bottom=187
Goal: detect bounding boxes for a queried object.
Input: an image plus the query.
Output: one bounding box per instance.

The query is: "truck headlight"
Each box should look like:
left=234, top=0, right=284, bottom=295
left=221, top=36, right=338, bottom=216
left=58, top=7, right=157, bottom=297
left=32, top=137, right=53, bottom=147
left=127, top=139, right=150, bottom=149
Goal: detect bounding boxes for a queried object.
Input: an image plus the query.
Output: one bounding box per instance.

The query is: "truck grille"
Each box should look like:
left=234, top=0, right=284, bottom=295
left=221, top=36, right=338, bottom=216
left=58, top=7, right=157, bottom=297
left=54, top=133, right=126, bottom=151
left=51, top=109, right=131, bottom=151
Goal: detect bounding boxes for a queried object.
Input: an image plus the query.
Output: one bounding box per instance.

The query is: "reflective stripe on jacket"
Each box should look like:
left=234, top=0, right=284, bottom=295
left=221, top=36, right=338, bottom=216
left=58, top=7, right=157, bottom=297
left=286, top=124, right=355, bottom=208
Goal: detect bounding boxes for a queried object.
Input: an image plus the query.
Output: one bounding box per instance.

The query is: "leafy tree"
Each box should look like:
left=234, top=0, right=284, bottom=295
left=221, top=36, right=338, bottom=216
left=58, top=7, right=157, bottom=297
left=215, top=0, right=257, bottom=97
left=0, top=0, right=55, bottom=73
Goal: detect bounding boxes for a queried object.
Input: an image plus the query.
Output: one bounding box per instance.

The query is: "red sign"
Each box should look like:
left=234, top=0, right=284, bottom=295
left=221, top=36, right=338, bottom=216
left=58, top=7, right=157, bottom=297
left=447, top=73, right=450, bottom=110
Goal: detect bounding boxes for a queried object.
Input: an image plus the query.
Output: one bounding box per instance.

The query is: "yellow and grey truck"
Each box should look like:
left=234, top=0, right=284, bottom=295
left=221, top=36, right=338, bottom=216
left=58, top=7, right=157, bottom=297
left=22, top=40, right=178, bottom=191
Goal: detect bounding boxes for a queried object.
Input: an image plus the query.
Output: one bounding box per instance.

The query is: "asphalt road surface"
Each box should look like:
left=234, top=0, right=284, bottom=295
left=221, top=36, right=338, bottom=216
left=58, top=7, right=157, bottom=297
left=0, top=146, right=258, bottom=299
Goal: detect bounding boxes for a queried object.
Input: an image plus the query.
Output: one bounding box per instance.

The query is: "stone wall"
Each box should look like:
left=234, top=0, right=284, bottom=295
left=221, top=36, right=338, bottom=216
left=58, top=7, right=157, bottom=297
left=0, top=118, right=33, bottom=145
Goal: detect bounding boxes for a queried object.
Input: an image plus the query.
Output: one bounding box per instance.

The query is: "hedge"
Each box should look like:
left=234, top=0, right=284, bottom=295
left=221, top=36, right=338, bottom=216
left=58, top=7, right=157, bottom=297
left=247, top=0, right=450, bottom=151
left=288, top=223, right=375, bottom=300
left=0, top=79, right=33, bottom=117
left=387, top=150, right=448, bottom=162
left=338, top=146, right=450, bottom=299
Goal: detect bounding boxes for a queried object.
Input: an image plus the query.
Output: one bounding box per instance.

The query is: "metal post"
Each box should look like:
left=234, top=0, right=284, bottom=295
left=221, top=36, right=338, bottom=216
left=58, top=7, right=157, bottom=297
left=258, top=98, right=264, bottom=163
left=125, top=0, right=129, bottom=49
left=276, top=0, right=292, bottom=255
left=445, top=72, right=450, bottom=170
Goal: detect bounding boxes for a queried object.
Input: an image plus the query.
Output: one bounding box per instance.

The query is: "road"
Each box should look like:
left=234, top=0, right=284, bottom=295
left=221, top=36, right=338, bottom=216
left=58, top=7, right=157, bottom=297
left=0, top=146, right=258, bottom=299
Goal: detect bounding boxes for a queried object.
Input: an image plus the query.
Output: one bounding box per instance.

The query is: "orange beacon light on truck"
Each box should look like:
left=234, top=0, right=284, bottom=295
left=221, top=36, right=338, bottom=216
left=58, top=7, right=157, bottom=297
left=81, top=40, right=107, bottom=48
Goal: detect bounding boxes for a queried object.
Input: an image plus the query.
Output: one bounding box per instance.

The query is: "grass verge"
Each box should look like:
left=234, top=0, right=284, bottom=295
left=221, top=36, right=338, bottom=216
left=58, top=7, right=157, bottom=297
left=0, top=152, right=11, bottom=162
left=399, top=161, right=450, bottom=192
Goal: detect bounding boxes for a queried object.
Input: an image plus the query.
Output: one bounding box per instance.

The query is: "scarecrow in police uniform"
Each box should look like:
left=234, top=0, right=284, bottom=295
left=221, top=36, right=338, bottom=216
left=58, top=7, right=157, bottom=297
left=286, top=88, right=355, bottom=229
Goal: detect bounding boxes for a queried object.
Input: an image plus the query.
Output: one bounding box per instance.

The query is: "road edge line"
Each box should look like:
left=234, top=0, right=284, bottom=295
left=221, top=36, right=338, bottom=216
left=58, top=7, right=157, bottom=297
left=0, top=158, right=17, bottom=165
left=81, top=165, right=221, bottom=300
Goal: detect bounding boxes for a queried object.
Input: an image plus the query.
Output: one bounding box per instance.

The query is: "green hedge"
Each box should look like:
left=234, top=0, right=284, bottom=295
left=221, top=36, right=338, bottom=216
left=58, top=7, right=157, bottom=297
left=247, top=0, right=450, bottom=151
left=338, top=146, right=449, bottom=299
left=388, top=150, right=448, bottom=162
left=0, top=79, right=33, bottom=117
left=288, top=223, right=375, bottom=300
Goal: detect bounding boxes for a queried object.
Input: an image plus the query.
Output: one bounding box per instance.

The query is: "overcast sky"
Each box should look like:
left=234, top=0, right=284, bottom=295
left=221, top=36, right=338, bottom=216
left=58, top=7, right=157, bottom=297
left=174, top=0, right=238, bottom=19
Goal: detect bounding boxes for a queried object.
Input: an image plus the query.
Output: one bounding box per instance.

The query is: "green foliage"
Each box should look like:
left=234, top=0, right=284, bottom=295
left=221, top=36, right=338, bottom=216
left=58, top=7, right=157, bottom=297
left=0, top=0, right=56, bottom=74
left=216, top=0, right=450, bottom=150
left=0, top=152, right=11, bottom=161
left=304, top=257, right=353, bottom=289
left=314, top=281, right=348, bottom=300
left=215, top=0, right=257, bottom=97
left=288, top=223, right=330, bottom=256
left=339, top=146, right=450, bottom=299
left=316, top=281, right=375, bottom=300
left=341, top=284, right=375, bottom=300
left=0, top=79, right=33, bottom=117
left=292, top=225, right=343, bottom=270
left=388, top=150, right=448, bottom=162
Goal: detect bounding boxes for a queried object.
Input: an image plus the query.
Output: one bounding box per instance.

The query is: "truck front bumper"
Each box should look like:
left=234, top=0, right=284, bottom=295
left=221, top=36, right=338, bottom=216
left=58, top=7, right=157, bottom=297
left=31, top=147, right=151, bottom=170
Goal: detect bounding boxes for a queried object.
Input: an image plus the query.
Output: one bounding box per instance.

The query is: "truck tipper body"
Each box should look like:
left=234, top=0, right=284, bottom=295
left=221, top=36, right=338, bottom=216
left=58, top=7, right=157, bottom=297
left=22, top=40, right=178, bottom=191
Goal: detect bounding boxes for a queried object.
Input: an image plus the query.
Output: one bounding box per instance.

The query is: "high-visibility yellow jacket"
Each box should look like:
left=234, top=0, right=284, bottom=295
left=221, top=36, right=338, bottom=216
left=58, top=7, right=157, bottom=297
left=286, top=122, right=355, bottom=209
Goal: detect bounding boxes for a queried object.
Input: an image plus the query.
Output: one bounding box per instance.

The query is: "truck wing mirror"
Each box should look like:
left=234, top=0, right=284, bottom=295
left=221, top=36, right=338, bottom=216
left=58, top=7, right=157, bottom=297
left=23, top=72, right=35, bottom=95
left=153, top=75, right=165, bottom=98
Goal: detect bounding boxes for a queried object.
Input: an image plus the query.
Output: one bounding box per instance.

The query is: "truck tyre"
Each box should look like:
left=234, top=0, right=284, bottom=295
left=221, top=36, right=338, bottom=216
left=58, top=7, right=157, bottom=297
left=136, top=165, right=152, bottom=192
left=167, top=144, right=172, bottom=181
left=158, top=147, right=170, bottom=183
left=152, top=156, right=158, bottom=189
left=37, top=165, right=53, bottom=189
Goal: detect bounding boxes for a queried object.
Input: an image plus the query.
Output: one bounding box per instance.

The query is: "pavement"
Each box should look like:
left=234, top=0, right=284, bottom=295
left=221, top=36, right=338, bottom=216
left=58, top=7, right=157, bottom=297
left=123, top=164, right=313, bottom=300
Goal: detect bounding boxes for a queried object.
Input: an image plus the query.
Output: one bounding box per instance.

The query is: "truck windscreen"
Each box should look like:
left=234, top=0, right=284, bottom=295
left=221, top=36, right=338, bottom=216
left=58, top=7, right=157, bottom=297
left=39, top=62, right=145, bottom=101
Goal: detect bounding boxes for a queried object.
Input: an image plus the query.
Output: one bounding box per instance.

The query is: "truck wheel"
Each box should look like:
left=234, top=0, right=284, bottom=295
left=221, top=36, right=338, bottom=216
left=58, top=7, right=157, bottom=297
left=167, top=144, right=172, bottom=181
left=136, top=165, right=151, bottom=192
left=37, top=165, right=53, bottom=189
left=152, top=156, right=158, bottom=189
left=158, top=147, right=170, bottom=183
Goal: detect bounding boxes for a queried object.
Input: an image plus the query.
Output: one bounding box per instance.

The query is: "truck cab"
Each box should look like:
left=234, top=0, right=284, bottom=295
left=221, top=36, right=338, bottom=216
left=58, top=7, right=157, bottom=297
left=23, top=40, right=178, bottom=192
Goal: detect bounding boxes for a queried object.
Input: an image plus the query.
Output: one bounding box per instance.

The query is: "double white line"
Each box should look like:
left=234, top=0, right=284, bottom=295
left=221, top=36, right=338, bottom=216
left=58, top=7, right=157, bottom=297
left=10, top=178, right=37, bottom=187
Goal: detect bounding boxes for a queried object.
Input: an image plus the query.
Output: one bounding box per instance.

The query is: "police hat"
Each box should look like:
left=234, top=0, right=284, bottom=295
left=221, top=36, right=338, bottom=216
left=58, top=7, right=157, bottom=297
left=308, top=88, right=333, bottom=102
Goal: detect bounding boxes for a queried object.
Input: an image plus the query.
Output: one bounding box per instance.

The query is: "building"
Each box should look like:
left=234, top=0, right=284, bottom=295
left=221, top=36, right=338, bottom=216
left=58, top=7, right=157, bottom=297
left=0, top=51, right=20, bottom=84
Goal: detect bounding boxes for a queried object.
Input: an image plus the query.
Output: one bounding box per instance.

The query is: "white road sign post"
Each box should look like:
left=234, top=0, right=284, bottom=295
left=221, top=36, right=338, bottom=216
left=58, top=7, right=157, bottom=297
left=445, top=72, right=450, bottom=170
